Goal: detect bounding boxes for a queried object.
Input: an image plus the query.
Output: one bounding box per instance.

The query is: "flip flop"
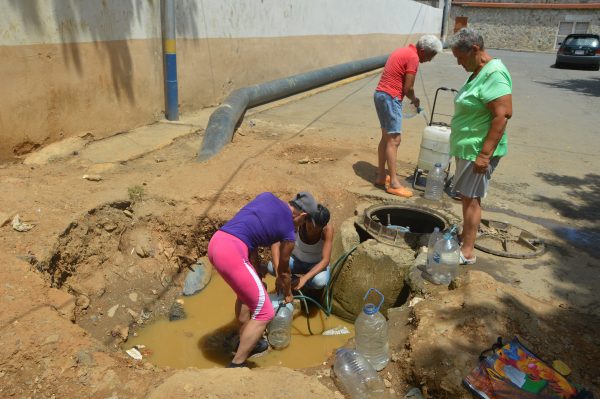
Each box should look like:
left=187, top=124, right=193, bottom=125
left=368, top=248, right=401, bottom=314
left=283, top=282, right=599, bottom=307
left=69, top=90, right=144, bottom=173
left=374, top=175, right=391, bottom=187
left=459, top=251, right=476, bottom=265
left=386, top=186, right=413, bottom=198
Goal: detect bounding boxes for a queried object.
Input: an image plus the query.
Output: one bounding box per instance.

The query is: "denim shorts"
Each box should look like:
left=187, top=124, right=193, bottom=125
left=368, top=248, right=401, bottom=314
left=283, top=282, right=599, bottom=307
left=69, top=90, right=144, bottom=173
left=374, top=91, right=402, bottom=134
left=267, top=256, right=330, bottom=290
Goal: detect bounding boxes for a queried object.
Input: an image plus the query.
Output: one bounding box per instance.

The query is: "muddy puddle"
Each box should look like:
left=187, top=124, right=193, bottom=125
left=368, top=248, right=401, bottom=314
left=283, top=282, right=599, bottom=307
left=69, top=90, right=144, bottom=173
left=127, top=273, right=354, bottom=369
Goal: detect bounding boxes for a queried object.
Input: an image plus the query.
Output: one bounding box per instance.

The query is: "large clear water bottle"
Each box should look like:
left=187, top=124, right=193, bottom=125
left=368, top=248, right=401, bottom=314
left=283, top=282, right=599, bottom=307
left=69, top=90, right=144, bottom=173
left=333, top=348, right=386, bottom=399
left=267, top=304, right=293, bottom=349
left=424, top=162, right=445, bottom=201
left=427, top=233, right=460, bottom=285
left=355, top=288, right=389, bottom=371
left=426, top=227, right=443, bottom=268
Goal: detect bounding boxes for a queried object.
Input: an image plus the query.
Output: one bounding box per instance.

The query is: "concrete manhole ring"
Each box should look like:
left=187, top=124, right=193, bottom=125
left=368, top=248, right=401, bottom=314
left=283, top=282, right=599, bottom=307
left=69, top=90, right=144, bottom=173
left=359, top=203, right=451, bottom=247
left=475, top=219, right=545, bottom=259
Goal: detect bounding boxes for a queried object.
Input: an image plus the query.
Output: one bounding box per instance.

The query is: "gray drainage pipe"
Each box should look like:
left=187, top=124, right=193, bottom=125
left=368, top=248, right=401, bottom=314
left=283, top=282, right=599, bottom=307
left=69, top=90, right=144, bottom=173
left=197, top=55, right=388, bottom=162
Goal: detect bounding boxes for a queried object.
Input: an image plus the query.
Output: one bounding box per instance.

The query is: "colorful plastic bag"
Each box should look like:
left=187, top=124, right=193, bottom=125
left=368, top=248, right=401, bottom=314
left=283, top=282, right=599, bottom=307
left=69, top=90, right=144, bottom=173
left=463, top=337, right=593, bottom=399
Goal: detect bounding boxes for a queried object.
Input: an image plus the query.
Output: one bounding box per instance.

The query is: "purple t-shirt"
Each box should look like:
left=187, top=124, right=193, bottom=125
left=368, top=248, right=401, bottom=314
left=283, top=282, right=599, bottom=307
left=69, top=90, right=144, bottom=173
left=220, top=192, right=296, bottom=251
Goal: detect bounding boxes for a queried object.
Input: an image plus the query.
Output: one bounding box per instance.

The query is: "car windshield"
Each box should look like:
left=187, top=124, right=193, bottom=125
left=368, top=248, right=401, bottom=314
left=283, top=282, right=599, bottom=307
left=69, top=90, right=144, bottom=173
left=564, top=37, right=599, bottom=47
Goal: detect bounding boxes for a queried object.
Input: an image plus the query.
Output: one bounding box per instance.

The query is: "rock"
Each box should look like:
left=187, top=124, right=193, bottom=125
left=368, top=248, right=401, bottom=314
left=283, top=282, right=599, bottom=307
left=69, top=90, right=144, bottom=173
left=0, top=210, right=17, bottom=227
left=384, top=378, right=392, bottom=388
left=47, top=288, right=76, bottom=320
left=298, top=157, right=310, bottom=164
left=391, top=352, right=401, bottom=362
left=405, top=247, right=428, bottom=294
left=404, top=387, right=424, bottom=399
left=128, top=292, right=138, bottom=302
left=135, top=245, right=149, bottom=258
left=127, top=308, right=139, bottom=319
left=169, top=302, right=186, bottom=321
left=75, top=350, right=96, bottom=367
left=76, top=295, right=90, bottom=310
left=332, top=237, right=415, bottom=320
left=103, top=222, right=118, bottom=232
left=44, top=334, right=60, bottom=345
left=111, top=325, right=129, bottom=341
left=119, top=226, right=153, bottom=258
left=182, top=260, right=212, bottom=296
left=123, top=210, right=134, bottom=218
left=82, top=174, right=102, bottom=181
left=107, top=304, right=119, bottom=318
left=11, top=214, right=35, bottom=232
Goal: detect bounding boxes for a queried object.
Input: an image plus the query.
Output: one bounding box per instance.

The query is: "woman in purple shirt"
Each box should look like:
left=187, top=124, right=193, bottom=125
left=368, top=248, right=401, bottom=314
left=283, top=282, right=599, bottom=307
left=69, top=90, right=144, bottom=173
left=207, top=192, right=318, bottom=367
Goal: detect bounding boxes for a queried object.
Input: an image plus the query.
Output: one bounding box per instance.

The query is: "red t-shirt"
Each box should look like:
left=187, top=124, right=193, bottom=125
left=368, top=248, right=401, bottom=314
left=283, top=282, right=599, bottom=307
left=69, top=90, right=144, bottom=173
left=375, top=44, right=419, bottom=100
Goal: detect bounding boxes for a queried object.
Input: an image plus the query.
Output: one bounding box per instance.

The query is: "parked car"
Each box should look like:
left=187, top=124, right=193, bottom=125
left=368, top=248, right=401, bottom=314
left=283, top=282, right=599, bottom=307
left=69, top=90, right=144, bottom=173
left=555, top=34, right=600, bottom=70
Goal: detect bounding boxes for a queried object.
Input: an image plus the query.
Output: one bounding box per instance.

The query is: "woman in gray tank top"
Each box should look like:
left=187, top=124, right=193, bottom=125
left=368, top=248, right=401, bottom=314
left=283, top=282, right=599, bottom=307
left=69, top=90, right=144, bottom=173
left=268, top=203, right=334, bottom=290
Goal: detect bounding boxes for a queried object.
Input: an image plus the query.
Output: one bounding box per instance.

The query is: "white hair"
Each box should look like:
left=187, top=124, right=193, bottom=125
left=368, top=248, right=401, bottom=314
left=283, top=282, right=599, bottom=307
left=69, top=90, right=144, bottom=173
left=416, top=35, right=443, bottom=54
left=449, top=28, right=485, bottom=52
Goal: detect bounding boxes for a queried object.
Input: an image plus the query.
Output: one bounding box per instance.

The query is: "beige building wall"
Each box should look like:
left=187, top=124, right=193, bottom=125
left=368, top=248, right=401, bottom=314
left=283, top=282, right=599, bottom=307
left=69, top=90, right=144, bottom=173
left=0, top=1, right=441, bottom=161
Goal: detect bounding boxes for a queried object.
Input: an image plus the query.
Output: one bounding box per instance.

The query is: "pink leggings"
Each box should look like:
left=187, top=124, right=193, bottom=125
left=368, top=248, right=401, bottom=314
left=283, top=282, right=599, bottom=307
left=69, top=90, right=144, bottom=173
left=208, top=230, right=274, bottom=322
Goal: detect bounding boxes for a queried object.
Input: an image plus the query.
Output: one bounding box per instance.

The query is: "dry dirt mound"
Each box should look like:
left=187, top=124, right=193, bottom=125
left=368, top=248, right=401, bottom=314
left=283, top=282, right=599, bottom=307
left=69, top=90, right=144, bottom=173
left=146, top=367, right=339, bottom=399
left=395, top=271, right=600, bottom=398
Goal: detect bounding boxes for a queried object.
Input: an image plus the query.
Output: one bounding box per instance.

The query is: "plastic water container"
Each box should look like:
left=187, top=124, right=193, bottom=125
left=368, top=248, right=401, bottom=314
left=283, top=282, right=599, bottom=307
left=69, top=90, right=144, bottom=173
left=417, top=125, right=451, bottom=171
left=268, top=292, right=294, bottom=313
left=424, top=163, right=445, bottom=201
left=426, top=227, right=443, bottom=267
left=267, top=304, right=293, bottom=349
left=355, top=288, right=389, bottom=371
left=402, top=98, right=423, bottom=119
left=333, top=348, right=386, bottom=399
left=426, top=233, right=460, bottom=285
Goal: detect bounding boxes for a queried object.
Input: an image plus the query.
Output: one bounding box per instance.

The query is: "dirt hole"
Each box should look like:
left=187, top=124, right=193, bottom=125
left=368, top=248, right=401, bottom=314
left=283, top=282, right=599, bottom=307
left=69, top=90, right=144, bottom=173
left=35, top=198, right=224, bottom=347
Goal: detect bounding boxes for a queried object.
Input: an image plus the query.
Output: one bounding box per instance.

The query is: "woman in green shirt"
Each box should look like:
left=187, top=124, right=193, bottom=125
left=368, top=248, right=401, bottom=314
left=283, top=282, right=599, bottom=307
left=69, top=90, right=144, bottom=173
left=449, top=28, right=513, bottom=265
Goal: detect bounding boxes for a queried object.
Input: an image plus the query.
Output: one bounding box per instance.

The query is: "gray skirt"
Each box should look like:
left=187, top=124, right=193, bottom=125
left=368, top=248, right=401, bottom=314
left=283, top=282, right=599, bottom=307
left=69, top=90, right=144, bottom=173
left=451, top=156, right=500, bottom=199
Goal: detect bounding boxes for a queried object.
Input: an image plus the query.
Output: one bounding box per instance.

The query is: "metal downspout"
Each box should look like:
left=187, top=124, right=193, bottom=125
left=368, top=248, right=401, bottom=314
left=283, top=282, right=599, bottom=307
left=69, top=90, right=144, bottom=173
left=163, top=0, right=179, bottom=120
left=197, top=55, right=388, bottom=162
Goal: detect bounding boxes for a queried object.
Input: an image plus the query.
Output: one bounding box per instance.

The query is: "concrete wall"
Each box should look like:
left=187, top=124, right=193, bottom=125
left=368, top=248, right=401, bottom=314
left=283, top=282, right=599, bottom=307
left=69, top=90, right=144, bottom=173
left=449, top=6, right=600, bottom=52
left=0, top=0, right=441, bottom=161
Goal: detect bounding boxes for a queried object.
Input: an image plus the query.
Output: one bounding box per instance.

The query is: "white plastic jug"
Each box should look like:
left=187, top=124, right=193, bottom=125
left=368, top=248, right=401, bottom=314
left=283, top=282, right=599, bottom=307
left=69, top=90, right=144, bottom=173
left=417, top=125, right=451, bottom=171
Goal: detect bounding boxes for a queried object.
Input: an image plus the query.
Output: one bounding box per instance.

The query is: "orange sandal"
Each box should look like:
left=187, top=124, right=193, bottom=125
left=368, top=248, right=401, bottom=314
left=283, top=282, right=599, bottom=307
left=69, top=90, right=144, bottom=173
left=374, top=175, right=391, bottom=187
left=386, top=186, right=413, bottom=198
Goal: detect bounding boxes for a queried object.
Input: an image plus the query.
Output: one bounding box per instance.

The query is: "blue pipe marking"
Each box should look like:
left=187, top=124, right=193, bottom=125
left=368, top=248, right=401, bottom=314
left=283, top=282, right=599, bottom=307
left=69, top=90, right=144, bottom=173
left=165, top=53, right=178, bottom=121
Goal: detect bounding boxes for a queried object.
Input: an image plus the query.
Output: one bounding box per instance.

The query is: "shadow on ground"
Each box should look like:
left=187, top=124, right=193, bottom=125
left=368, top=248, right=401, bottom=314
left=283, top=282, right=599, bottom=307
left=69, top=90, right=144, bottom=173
left=352, top=160, right=379, bottom=184
left=536, top=75, right=600, bottom=97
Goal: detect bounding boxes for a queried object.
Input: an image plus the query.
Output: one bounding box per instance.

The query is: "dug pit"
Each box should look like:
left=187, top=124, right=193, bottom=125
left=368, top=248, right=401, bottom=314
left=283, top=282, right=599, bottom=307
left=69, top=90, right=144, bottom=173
left=34, top=198, right=355, bottom=369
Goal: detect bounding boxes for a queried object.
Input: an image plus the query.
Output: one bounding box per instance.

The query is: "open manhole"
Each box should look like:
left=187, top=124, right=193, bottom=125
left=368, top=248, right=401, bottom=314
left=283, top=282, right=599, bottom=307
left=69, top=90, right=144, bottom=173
left=475, top=219, right=545, bottom=259
left=357, top=204, right=450, bottom=248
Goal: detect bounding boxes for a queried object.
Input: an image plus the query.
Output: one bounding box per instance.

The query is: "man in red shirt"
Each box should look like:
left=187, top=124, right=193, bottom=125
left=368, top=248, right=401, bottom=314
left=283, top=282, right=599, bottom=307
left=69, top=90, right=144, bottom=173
left=374, top=35, right=443, bottom=197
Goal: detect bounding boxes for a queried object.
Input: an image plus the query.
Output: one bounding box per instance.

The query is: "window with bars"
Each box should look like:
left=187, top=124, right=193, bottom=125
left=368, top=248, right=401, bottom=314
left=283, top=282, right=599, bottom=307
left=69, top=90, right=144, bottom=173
left=555, top=21, right=590, bottom=49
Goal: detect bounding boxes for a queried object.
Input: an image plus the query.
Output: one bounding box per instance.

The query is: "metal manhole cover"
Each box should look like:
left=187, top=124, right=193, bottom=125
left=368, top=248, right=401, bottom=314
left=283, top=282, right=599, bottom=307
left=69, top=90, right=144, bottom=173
left=475, top=219, right=545, bottom=259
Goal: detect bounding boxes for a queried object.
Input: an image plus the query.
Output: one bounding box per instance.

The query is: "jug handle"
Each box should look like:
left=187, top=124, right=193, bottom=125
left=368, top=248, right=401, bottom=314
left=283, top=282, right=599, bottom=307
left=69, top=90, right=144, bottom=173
left=363, top=288, right=385, bottom=313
